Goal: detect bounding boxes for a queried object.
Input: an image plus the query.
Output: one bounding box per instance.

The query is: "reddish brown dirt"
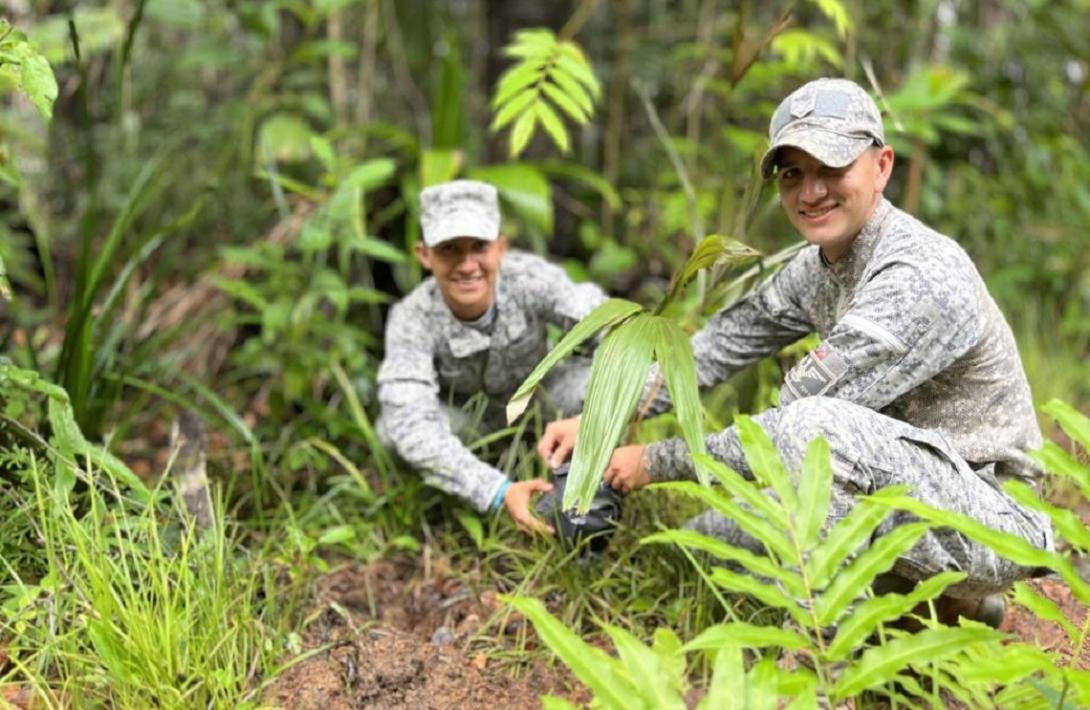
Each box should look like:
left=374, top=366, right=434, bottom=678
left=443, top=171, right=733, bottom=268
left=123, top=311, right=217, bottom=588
left=1003, top=576, right=1090, bottom=668
left=264, top=558, right=589, bottom=709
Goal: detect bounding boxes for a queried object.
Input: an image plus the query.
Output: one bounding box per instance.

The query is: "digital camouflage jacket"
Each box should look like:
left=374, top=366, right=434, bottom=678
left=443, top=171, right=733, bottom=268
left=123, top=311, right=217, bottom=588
left=377, top=250, right=607, bottom=512
left=644, top=198, right=1043, bottom=483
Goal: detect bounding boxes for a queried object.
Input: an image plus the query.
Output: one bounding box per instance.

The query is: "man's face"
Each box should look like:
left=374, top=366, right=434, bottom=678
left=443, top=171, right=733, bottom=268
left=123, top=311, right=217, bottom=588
left=415, top=236, right=508, bottom=320
left=775, top=145, right=894, bottom=262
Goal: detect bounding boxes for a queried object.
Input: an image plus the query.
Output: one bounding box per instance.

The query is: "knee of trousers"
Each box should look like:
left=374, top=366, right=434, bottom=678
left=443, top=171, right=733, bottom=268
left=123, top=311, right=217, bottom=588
left=772, top=396, right=859, bottom=467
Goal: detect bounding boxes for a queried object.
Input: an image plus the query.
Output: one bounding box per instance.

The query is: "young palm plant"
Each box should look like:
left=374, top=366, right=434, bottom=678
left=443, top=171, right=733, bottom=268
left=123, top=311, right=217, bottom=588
left=506, top=235, right=760, bottom=513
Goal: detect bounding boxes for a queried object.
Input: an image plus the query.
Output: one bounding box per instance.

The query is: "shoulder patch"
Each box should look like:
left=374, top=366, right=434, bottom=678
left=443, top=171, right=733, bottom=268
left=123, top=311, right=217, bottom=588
left=783, top=344, right=849, bottom=401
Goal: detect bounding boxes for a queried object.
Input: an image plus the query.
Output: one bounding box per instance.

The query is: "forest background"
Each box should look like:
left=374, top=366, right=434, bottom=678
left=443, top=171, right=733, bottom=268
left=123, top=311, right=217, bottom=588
left=0, top=0, right=1088, bottom=706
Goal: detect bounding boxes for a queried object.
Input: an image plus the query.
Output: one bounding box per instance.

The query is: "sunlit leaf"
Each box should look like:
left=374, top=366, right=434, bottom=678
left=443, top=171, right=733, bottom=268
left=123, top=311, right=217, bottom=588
left=1012, top=581, right=1079, bottom=642
left=507, top=298, right=642, bottom=423
left=807, top=488, right=903, bottom=588
left=833, top=627, right=1001, bottom=698
left=420, top=149, right=463, bottom=187
left=695, top=452, right=788, bottom=529
left=490, top=88, right=537, bottom=131
left=736, top=415, right=798, bottom=516
left=468, top=163, right=553, bottom=234
left=503, top=595, right=634, bottom=709
left=807, top=0, right=854, bottom=38
left=683, top=622, right=809, bottom=652
left=795, top=436, right=832, bottom=549
left=816, top=522, right=929, bottom=626
left=564, top=314, right=659, bottom=512
left=542, top=82, right=589, bottom=123
left=710, top=568, right=807, bottom=624
left=641, top=529, right=804, bottom=596
left=698, top=644, right=743, bottom=710
left=1042, top=398, right=1090, bottom=450
left=651, top=317, right=709, bottom=485
left=342, top=158, right=397, bottom=190
left=492, top=61, right=544, bottom=108
left=603, top=625, right=686, bottom=710
left=535, top=101, right=570, bottom=153
left=19, top=51, right=58, bottom=120
left=825, top=571, right=966, bottom=659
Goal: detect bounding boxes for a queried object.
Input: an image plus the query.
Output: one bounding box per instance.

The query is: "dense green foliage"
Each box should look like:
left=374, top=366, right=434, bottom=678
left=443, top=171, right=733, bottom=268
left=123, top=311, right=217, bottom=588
left=0, top=0, right=1088, bottom=705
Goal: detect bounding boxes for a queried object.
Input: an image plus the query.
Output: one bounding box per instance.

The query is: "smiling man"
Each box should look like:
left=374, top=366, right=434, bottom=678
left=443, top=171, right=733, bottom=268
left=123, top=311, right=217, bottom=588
left=377, top=179, right=606, bottom=534
left=539, top=78, right=1052, bottom=624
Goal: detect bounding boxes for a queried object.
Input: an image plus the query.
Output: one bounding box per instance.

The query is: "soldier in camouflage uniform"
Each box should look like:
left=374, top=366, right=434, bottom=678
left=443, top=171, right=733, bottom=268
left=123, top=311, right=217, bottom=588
left=377, top=180, right=607, bottom=534
left=539, top=78, right=1052, bottom=617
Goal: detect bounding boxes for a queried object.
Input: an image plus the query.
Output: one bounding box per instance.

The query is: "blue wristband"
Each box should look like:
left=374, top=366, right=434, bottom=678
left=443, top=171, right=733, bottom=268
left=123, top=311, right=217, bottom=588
left=491, top=479, right=511, bottom=512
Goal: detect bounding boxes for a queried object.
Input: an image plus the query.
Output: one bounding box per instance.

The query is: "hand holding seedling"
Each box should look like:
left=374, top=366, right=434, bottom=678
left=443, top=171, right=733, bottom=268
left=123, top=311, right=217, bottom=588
left=504, top=479, right=556, bottom=535
left=538, top=415, right=582, bottom=468
left=601, top=444, right=651, bottom=494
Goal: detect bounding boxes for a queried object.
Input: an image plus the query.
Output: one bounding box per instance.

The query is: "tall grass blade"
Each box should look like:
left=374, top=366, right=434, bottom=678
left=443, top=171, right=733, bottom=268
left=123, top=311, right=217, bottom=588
left=795, top=436, right=832, bottom=549
left=503, top=595, right=634, bottom=709
left=507, top=298, right=642, bottom=423
left=832, top=626, right=1001, bottom=698
left=815, top=522, right=929, bottom=626
left=563, top=314, right=658, bottom=512
left=651, top=317, right=709, bottom=485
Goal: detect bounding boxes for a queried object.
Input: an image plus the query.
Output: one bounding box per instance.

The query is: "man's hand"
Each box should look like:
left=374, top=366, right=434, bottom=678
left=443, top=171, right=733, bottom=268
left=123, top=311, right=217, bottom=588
left=503, top=479, right=556, bottom=535
left=602, top=445, right=651, bottom=494
left=538, top=415, right=581, bottom=468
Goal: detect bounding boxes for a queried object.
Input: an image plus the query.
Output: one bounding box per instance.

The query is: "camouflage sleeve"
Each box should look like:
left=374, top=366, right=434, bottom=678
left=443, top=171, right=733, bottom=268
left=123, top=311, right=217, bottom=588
left=779, top=260, right=978, bottom=409
left=642, top=254, right=815, bottom=416
left=376, top=302, right=507, bottom=513
left=523, top=255, right=608, bottom=328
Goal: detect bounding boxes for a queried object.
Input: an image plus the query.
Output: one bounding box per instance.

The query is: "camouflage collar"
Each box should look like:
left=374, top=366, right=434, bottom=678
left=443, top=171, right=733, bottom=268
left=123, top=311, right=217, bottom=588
left=823, top=197, right=893, bottom=283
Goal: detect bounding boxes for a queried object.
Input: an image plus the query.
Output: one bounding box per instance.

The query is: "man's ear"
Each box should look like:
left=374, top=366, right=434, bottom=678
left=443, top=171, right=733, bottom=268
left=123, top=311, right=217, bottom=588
left=495, top=235, right=509, bottom=257
left=874, top=145, right=895, bottom=192
left=414, top=242, right=432, bottom=271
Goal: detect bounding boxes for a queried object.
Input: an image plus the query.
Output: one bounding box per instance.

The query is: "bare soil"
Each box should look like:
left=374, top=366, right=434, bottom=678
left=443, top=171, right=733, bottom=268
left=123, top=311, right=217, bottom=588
left=264, top=557, right=589, bottom=709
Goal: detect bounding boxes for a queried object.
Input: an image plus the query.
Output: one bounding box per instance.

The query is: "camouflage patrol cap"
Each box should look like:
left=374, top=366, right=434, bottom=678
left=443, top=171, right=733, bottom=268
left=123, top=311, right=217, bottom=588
left=420, top=179, right=501, bottom=247
left=760, top=78, right=885, bottom=179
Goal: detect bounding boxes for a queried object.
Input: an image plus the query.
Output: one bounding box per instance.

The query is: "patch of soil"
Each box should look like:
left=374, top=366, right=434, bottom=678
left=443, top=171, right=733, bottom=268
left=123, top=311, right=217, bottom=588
left=265, top=558, right=588, bottom=709
left=1002, top=576, right=1090, bottom=668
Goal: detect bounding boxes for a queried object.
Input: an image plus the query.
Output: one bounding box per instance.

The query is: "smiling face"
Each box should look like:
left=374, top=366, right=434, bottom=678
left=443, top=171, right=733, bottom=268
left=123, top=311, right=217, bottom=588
left=415, top=236, right=508, bottom=320
left=775, top=144, right=894, bottom=262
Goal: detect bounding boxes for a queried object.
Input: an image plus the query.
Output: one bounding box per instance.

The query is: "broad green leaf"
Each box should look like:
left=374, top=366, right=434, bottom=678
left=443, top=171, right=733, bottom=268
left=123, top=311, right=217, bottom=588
left=46, top=397, right=150, bottom=502
left=1042, top=398, right=1090, bottom=449
left=256, top=113, right=315, bottom=164
left=736, top=415, right=798, bottom=515
left=19, top=52, right=58, bottom=120
left=507, top=298, right=642, bottom=423
left=960, top=645, right=1059, bottom=686
left=652, top=479, right=794, bottom=562
left=683, top=622, right=809, bottom=652
left=771, top=29, right=844, bottom=69
left=604, top=625, right=686, bottom=710
left=212, top=277, right=268, bottom=310
left=807, top=489, right=901, bottom=588
left=343, top=158, right=396, bottom=190
left=815, top=522, right=930, bottom=626
left=747, top=656, right=780, bottom=709
left=317, top=525, right=355, bottom=545
left=535, top=101, right=570, bottom=153
left=833, top=626, right=1001, bottom=698
left=699, top=644, right=744, bottom=710
left=468, top=163, right=553, bottom=234
left=490, top=88, right=537, bottom=131
left=542, top=82, right=588, bottom=123
left=825, top=571, right=965, bottom=659
left=710, top=568, right=806, bottom=624
left=420, top=149, right=463, bottom=187
left=564, top=314, right=658, bottom=512
left=1012, top=581, right=1079, bottom=641
left=695, top=452, right=789, bottom=529
left=651, top=318, right=709, bottom=485
left=309, top=135, right=336, bottom=173
left=795, top=436, right=833, bottom=549
left=508, top=108, right=537, bottom=157
left=508, top=29, right=557, bottom=52
left=541, top=697, right=580, bottom=710
left=455, top=509, right=484, bottom=549
left=641, top=528, right=804, bottom=596
left=503, top=595, right=634, bottom=709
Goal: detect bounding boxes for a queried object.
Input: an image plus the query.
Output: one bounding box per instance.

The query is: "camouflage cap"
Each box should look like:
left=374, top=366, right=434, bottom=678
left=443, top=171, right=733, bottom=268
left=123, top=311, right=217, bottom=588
left=760, top=78, right=885, bottom=179
left=420, top=180, right=501, bottom=247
